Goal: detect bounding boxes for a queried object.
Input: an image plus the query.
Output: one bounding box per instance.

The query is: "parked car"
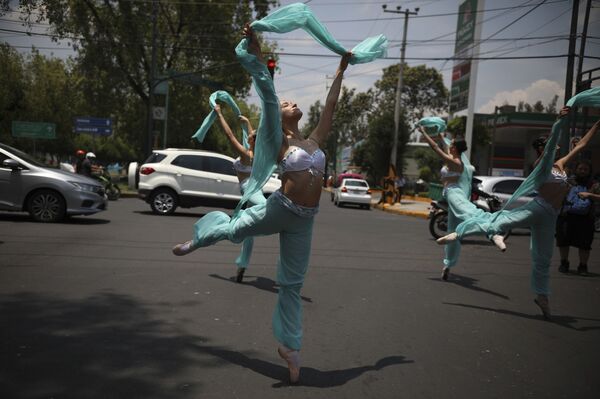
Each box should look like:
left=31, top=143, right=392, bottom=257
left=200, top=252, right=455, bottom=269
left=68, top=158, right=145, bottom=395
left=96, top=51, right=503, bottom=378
left=333, top=178, right=372, bottom=209
left=0, top=143, right=107, bottom=222
left=330, top=172, right=365, bottom=201
left=129, top=148, right=281, bottom=215
left=473, top=176, right=534, bottom=210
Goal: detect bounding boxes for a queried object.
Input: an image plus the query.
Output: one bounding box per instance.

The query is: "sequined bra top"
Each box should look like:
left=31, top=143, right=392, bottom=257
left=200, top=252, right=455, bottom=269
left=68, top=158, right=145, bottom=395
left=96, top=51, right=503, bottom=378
left=233, top=158, right=252, bottom=174
left=279, top=146, right=326, bottom=175
left=546, top=168, right=569, bottom=186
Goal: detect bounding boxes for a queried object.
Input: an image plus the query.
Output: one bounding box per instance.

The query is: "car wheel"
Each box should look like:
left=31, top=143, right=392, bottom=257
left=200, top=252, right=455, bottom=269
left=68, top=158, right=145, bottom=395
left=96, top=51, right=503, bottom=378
left=150, top=188, right=178, bottom=215
left=27, top=189, right=66, bottom=223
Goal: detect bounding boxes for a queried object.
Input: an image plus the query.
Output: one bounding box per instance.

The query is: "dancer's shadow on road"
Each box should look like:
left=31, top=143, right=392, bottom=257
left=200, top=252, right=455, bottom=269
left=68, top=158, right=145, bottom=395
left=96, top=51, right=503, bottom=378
left=209, top=274, right=312, bottom=303
left=444, top=302, right=600, bottom=331
left=198, top=344, right=412, bottom=388
left=429, top=273, right=509, bottom=300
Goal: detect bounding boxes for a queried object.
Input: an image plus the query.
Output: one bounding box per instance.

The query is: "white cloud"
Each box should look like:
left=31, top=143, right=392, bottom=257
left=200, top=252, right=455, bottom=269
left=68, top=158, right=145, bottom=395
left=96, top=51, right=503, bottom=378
left=477, top=79, right=564, bottom=113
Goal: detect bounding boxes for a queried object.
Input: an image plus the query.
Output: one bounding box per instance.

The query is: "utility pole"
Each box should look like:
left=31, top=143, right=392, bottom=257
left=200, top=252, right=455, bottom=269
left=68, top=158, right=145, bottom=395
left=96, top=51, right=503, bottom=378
left=382, top=4, right=419, bottom=172
left=562, top=0, right=580, bottom=155
left=146, top=0, right=159, bottom=157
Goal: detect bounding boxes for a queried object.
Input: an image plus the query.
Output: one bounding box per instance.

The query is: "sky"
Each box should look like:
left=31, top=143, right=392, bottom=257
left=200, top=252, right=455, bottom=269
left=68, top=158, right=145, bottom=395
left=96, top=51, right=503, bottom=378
left=1, top=0, right=599, bottom=127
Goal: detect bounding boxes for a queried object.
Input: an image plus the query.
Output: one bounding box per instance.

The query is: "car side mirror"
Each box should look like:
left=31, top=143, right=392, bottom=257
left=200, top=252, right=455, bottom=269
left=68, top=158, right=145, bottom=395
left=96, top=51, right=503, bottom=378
left=2, top=159, right=21, bottom=171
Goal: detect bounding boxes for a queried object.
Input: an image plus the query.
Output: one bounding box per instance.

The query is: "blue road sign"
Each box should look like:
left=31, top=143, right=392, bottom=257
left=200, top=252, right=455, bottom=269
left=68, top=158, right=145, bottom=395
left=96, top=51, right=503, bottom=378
left=74, top=117, right=113, bottom=136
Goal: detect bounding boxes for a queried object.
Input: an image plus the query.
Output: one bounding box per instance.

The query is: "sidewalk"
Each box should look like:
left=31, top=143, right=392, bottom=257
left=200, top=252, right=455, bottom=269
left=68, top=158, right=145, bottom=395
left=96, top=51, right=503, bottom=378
left=372, top=195, right=431, bottom=219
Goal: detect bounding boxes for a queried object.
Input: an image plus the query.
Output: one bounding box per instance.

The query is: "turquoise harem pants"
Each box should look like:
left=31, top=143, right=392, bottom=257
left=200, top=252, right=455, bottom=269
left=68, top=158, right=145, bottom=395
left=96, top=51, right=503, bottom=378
left=191, top=192, right=315, bottom=350
left=235, top=180, right=268, bottom=269
left=443, top=186, right=487, bottom=268
left=456, top=198, right=557, bottom=295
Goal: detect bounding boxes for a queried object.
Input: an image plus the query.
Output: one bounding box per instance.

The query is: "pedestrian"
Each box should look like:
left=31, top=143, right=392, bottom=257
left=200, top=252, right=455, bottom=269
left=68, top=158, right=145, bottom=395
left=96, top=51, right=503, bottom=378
left=418, top=118, right=489, bottom=280
left=556, top=160, right=600, bottom=275
left=438, top=103, right=600, bottom=319
left=214, top=103, right=264, bottom=283
left=394, top=174, right=406, bottom=204
left=172, top=25, right=353, bottom=383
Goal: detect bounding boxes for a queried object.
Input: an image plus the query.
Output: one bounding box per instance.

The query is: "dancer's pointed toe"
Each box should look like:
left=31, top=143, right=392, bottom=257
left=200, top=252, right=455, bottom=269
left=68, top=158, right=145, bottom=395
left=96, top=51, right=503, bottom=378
left=172, top=240, right=196, bottom=256
left=491, top=234, right=507, bottom=252
left=534, top=295, right=551, bottom=320
left=278, top=346, right=300, bottom=384
left=441, top=266, right=450, bottom=281
left=436, top=232, right=458, bottom=245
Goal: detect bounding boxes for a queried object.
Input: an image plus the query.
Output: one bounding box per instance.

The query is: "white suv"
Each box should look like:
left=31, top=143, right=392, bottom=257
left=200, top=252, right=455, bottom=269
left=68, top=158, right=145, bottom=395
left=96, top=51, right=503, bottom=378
left=129, top=148, right=281, bottom=215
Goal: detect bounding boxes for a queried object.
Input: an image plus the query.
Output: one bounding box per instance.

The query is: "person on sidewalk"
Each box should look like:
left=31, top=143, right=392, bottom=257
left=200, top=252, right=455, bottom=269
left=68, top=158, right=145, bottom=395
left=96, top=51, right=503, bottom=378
left=437, top=104, right=600, bottom=319
left=394, top=174, right=406, bottom=204
left=556, top=160, right=600, bottom=275
left=214, top=104, right=264, bottom=283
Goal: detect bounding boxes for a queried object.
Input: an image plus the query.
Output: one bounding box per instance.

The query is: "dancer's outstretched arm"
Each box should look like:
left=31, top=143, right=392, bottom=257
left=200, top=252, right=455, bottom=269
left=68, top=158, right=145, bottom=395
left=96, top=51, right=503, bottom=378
left=420, top=127, right=461, bottom=167
left=215, top=104, right=253, bottom=164
left=556, top=109, right=600, bottom=169
left=309, top=53, right=352, bottom=147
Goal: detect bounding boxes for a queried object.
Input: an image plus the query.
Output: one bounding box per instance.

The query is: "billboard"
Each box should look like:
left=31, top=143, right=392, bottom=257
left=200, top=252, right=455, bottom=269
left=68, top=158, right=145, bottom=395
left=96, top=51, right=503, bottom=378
left=449, top=0, right=478, bottom=114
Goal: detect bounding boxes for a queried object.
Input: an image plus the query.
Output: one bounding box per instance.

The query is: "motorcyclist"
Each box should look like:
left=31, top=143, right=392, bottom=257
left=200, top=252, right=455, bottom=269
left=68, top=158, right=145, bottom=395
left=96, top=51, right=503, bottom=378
left=78, top=152, right=96, bottom=178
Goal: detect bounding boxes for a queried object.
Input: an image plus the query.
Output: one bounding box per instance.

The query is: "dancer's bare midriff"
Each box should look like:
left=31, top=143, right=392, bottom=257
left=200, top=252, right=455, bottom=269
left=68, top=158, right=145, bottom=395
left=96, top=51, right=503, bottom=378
left=281, top=171, right=324, bottom=207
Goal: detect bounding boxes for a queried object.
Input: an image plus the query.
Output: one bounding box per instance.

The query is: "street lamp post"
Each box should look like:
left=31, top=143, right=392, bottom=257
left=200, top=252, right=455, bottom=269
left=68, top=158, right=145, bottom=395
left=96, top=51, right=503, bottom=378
left=382, top=4, right=419, bottom=171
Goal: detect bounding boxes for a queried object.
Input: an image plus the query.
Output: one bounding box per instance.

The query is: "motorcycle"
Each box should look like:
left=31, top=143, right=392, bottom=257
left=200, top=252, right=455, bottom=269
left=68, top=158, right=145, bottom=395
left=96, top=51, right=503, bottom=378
left=428, top=188, right=510, bottom=240
left=96, top=168, right=121, bottom=201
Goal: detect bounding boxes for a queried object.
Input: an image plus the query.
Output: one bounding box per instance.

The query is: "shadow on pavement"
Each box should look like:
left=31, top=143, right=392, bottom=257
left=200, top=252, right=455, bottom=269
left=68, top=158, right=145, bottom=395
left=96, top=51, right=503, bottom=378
left=197, top=344, right=412, bottom=388
left=429, top=273, right=510, bottom=300
left=209, top=273, right=313, bottom=303
left=444, top=302, right=600, bottom=331
left=0, top=292, right=411, bottom=395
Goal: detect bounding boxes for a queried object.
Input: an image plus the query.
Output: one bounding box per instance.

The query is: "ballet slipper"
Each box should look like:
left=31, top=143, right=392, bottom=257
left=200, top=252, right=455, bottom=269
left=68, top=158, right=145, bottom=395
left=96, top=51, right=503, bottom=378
left=172, top=240, right=197, bottom=256
left=491, top=235, right=507, bottom=252
left=436, top=232, right=457, bottom=245
left=441, top=266, right=450, bottom=281
left=278, top=346, right=300, bottom=384
left=534, top=295, right=551, bottom=320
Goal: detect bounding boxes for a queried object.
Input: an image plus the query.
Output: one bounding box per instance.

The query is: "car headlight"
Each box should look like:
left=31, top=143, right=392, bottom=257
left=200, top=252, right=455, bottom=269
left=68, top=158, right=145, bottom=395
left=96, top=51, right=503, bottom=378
left=69, top=181, right=102, bottom=193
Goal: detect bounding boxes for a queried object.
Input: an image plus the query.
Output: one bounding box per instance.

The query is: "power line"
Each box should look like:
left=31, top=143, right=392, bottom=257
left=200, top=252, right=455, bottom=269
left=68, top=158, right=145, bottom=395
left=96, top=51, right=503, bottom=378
left=320, top=0, right=568, bottom=23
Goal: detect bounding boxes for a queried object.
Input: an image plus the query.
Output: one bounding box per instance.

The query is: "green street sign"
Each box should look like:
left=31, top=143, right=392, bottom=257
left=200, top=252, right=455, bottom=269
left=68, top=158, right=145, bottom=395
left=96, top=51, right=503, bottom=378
left=12, top=121, right=56, bottom=139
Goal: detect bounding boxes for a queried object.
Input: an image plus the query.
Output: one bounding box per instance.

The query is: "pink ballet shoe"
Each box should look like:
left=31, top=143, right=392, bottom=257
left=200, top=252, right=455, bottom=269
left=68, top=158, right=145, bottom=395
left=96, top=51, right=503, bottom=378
left=278, top=346, right=300, bottom=384
left=172, top=240, right=196, bottom=256
left=436, top=232, right=457, bottom=245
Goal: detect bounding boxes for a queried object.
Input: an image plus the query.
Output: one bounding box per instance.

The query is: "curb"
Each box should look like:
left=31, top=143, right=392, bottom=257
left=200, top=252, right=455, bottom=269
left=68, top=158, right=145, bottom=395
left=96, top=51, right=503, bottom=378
left=373, top=203, right=429, bottom=219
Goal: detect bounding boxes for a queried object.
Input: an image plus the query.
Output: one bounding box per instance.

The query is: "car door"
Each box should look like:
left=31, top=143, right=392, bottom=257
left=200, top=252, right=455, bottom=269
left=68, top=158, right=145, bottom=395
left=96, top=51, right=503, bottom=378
left=492, top=179, right=529, bottom=210
left=171, top=155, right=219, bottom=197
left=202, top=156, right=240, bottom=199
left=0, top=152, right=25, bottom=210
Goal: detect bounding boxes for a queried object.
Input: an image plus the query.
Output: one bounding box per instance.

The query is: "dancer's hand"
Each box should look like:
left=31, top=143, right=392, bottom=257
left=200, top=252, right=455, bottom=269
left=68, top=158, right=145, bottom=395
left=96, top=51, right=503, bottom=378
left=214, top=104, right=222, bottom=114
left=242, top=23, right=264, bottom=63
left=558, top=106, right=570, bottom=119
left=338, top=52, right=352, bottom=74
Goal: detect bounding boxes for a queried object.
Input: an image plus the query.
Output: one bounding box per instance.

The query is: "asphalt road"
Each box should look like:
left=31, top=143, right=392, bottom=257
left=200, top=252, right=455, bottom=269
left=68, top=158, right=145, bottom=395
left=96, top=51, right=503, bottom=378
left=1, top=194, right=599, bottom=399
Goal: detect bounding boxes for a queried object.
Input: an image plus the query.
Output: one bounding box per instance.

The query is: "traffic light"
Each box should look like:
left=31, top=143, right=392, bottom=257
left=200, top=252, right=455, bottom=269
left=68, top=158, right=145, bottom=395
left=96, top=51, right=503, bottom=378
left=267, top=58, right=276, bottom=79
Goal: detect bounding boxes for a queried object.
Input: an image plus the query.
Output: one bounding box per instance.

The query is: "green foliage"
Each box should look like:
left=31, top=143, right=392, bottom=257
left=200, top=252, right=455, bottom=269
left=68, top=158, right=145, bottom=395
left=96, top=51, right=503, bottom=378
left=2, top=1, right=274, bottom=162
left=516, top=95, right=559, bottom=113
left=13, top=0, right=276, bottom=157
left=447, top=116, right=491, bottom=148
left=413, top=148, right=442, bottom=182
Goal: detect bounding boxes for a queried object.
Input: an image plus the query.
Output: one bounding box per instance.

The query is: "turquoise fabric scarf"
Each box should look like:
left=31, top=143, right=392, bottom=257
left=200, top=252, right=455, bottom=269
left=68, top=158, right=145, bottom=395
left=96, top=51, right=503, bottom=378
left=192, top=90, right=250, bottom=149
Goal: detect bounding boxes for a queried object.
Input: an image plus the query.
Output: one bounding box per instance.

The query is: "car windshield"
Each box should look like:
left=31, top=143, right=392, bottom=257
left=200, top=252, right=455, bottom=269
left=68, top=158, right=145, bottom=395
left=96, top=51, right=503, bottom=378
left=344, top=180, right=368, bottom=187
left=0, top=143, right=46, bottom=167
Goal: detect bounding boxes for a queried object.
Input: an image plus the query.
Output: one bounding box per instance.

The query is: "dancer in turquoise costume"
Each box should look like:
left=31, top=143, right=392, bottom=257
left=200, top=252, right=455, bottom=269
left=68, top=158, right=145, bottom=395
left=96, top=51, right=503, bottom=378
left=417, top=117, right=491, bottom=281
left=213, top=104, right=265, bottom=283
left=438, top=87, right=600, bottom=319
left=172, top=2, right=387, bottom=383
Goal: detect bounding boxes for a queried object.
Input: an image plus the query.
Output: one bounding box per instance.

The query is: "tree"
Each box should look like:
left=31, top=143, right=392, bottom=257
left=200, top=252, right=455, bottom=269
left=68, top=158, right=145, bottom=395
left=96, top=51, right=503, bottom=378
left=13, top=0, right=276, bottom=156
left=447, top=116, right=490, bottom=148
left=516, top=95, right=559, bottom=114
